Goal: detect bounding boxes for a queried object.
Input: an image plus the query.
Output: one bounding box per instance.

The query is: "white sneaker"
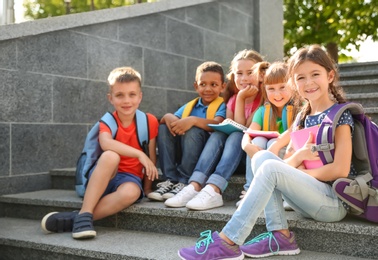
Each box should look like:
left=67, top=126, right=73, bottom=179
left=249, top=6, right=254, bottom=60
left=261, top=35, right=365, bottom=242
left=235, top=190, right=247, bottom=208
left=165, top=185, right=198, bottom=208
left=283, top=200, right=293, bottom=211
left=186, top=185, right=223, bottom=210
left=147, top=180, right=174, bottom=201
left=162, top=183, right=186, bottom=200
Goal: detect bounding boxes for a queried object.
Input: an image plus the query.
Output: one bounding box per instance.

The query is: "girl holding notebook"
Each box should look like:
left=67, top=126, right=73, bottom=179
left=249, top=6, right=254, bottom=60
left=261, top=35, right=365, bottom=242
left=237, top=61, right=301, bottom=207
left=178, top=45, right=355, bottom=260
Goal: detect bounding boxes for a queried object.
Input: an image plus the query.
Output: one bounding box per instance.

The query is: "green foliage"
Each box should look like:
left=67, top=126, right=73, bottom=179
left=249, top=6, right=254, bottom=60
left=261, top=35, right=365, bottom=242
left=284, top=0, right=378, bottom=59
left=23, top=0, right=155, bottom=19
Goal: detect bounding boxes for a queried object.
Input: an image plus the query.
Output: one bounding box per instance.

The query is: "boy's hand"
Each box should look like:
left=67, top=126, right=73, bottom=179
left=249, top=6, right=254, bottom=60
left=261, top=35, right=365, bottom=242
left=170, top=117, right=194, bottom=135
left=138, top=153, right=158, bottom=181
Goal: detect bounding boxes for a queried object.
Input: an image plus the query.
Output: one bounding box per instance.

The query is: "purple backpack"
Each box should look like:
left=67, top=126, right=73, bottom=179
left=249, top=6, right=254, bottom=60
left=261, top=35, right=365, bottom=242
left=312, top=102, right=378, bottom=223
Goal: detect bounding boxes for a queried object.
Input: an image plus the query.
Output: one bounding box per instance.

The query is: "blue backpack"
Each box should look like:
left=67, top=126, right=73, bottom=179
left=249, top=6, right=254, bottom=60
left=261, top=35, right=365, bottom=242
left=310, top=102, right=378, bottom=223
left=75, top=110, right=149, bottom=197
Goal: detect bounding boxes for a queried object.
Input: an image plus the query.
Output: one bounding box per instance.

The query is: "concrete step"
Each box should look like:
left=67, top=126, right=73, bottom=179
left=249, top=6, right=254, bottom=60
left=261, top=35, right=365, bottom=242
left=49, top=167, right=247, bottom=202
left=1, top=189, right=377, bottom=259
left=339, top=61, right=378, bottom=73
left=339, top=79, right=378, bottom=93
left=340, top=69, right=378, bottom=81
left=0, top=217, right=371, bottom=260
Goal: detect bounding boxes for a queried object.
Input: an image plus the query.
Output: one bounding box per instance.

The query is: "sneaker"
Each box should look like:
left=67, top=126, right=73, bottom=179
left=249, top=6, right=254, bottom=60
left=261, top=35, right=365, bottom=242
left=72, top=212, right=96, bottom=239
left=283, top=200, right=293, bottom=211
left=162, top=182, right=186, bottom=200
left=235, top=190, right=247, bottom=207
left=178, top=230, right=244, bottom=260
left=186, top=185, right=223, bottom=211
left=165, top=184, right=199, bottom=208
left=147, top=180, right=174, bottom=201
left=240, top=231, right=300, bottom=258
left=41, top=211, right=78, bottom=233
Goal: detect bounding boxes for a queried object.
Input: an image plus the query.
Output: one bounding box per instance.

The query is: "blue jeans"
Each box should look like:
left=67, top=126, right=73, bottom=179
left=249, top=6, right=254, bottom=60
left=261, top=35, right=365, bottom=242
left=157, top=124, right=209, bottom=184
left=244, top=137, right=284, bottom=190
left=189, top=131, right=244, bottom=192
left=222, top=150, right=347, bottom=245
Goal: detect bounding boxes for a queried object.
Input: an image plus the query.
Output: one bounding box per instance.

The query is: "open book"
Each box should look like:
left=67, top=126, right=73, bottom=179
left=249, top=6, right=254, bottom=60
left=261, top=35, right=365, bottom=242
left=208, top=118, right=247, bottom=135
left=243, top=129, right=279, bottom=139
left=290, top=125, right=323, bottom=169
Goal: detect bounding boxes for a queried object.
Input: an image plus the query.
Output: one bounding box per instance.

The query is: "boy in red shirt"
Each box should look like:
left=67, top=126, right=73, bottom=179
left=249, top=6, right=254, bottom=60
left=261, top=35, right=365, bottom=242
left=41, top=67, right=159, bottom=239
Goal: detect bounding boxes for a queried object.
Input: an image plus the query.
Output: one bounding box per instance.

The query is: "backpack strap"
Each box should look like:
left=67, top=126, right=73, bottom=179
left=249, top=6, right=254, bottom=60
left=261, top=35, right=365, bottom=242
left=182, top=97, right=224, bottom=119
left=100, top=112, right=118, bottom=138
left=263, top=103, right=294, bottom=131
left=263, top=103, right=271, bottom=131
left=135, top=109, right=150, bottom=155
left=283, top=104, right=294, bottom=130
left=206, top=96, right=224, bottom=119
left=315, top=102, right=365, bottom=165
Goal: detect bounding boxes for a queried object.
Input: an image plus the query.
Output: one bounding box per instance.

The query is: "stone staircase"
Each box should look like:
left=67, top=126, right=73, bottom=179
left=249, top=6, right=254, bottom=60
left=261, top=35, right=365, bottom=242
left=1, top=61, right=378, bottom=259
left=0, top=168, right=377, bottom=259
left=339, top=61, right=378, bottom=123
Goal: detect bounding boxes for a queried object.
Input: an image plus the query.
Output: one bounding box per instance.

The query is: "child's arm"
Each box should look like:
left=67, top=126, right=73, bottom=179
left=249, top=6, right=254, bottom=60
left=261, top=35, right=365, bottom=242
left=285, top=125, right=352, bottom=181
left=234, top=85, right=259, bottom=125
left=267, top=129, right=291, bottom=156
left=169, top=115, right=224, bottom=135
left=99, top=132, right=158, bottom=179
left=160, top=113, right=179, bottom=136
left=143, top=137, right=158, bottom=195
left=241, top=121, right=262, bottom=158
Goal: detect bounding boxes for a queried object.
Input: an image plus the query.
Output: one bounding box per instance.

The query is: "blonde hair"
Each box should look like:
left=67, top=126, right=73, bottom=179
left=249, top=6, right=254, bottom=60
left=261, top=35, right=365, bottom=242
left=262, top=62, right=300, bottom=131
left=107, top=67, right=142, bottom=92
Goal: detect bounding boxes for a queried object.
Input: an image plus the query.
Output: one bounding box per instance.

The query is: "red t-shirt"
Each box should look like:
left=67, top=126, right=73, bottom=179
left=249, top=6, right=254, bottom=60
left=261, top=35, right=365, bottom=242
left=99, top=111, right=159, bottom=179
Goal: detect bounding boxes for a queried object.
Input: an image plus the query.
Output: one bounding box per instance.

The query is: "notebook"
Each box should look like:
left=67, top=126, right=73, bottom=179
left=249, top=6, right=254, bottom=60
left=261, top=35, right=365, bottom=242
left=243, top=129, right=279, bottom=139
left=208, top=118, right=248, bottom=135
left=290, top=125, right=323, bottom=169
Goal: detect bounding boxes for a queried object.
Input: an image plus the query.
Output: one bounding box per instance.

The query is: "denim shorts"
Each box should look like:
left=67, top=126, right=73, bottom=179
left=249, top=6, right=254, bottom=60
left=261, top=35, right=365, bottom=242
left=88, top=170, right=144, bottom=203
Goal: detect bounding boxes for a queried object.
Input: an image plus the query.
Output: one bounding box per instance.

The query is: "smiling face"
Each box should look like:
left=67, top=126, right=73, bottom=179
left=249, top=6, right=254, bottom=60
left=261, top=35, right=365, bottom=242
left=194, top=71, right=225, bottom=106
left=293, top=61, right=334, bottom=102
left=108, top=81, right=142, bottom=119
left=233, top=59, right=258, bottom=90
left=265, top=82, right=291, bottom=109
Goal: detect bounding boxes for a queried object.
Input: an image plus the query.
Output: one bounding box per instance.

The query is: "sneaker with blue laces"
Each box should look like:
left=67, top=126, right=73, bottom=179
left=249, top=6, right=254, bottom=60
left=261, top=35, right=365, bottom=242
left=178, top=230, right=244, bottom=260
left=240, top=231, right=300, bottom=258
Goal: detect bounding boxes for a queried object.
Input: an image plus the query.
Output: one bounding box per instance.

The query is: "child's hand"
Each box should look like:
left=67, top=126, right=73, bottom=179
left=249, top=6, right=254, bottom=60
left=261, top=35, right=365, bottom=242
left=170, top=118, right=194, bottom=135
left=138, top=153, right=158, bottom=181
left=242, top=133, right=261, bottom=157
left=238, top=85, right=259, bottom=99
left=299, top=132, right=319, bottom=161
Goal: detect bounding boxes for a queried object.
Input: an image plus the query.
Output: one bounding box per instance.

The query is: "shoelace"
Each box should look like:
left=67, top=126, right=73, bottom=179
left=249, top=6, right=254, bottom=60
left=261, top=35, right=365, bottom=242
left=195, top=230, right=214, bottom=255
left=170, top=183, right=185, bottom=194
left=244, top=231, right=280, bottom=254
left=155, top=181, right=172, bottom=193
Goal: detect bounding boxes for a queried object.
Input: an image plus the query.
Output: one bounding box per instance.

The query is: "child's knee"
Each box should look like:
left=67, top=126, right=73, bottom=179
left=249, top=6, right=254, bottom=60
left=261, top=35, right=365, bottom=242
left=99, top=150, right=120, bottom=165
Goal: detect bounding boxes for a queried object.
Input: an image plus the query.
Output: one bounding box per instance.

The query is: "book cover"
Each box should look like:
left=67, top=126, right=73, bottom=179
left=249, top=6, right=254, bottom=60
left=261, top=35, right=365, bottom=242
left=243, top=129, right=279, bottom=139
left=208, top=119, right=247, bottom=135
left=290, top=125, right=323, bottom=169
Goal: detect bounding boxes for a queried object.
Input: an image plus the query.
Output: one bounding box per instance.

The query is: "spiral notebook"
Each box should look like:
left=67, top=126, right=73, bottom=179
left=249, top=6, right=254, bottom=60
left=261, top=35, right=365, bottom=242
left=208, top=119, right=247, bottom=135
left=290, top=125, right=323, bottom=169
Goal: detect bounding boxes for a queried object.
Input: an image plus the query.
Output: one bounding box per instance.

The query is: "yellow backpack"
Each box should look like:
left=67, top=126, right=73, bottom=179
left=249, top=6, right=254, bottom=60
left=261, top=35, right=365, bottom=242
left=182, top=97, right=224, bottom=119
left=262, top=103, right=293, bottom=131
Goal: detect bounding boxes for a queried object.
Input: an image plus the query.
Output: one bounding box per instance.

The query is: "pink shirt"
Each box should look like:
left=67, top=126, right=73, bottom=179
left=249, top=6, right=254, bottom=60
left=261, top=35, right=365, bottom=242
left=226, top=94, right=262, bottom=119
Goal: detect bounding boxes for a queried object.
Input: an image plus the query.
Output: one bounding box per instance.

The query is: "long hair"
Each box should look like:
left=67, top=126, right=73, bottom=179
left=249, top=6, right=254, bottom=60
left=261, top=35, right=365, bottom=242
left=223, top=49, right=263, bottom=104
left=287, top=45, right=346, bottom=127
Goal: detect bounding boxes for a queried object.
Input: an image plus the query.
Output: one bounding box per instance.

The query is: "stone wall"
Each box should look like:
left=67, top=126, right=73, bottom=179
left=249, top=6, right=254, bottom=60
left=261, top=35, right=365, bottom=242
left=0, top=0, right=283, bottom=194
